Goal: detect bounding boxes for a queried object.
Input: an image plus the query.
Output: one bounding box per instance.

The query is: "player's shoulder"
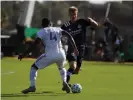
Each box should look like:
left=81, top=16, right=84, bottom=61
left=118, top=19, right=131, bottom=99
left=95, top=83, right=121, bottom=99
left=77, top=18, right=91, bottom=26
left=52, top=27, right=62, bottom=31
left=77, top=18, right=87, bottom=22
left=46, top=27, right=62, bottom=33
left=37, top=28, right=50, bottom=35
left=42, top=27, right=54, bottom=32
left=37, top=28, right=44, bottom=34
left=61, top=20, right=71, bottom=27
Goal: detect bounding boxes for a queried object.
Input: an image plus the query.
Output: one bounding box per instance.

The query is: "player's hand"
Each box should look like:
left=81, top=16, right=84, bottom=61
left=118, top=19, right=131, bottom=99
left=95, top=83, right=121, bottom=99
left=18, top=53, right=24, bottom=61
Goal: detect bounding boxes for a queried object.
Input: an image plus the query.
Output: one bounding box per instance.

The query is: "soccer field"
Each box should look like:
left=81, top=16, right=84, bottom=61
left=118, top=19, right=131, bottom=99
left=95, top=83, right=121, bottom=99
left=1, top=57, right=133, bottom=100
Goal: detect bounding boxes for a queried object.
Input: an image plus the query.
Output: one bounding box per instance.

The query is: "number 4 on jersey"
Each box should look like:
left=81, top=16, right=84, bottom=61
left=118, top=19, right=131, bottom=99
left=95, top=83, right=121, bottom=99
left=50, top=32, right=57, bottom=41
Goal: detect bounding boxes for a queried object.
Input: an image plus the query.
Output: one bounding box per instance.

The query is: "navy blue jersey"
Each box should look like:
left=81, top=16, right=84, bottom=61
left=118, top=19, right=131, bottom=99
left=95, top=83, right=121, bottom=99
left=61, top=19, right=90, bottom=46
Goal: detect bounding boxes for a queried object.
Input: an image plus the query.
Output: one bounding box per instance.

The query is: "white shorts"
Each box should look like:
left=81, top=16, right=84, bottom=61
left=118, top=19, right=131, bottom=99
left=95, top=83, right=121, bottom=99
left=35, top=49, right=66, bottom=69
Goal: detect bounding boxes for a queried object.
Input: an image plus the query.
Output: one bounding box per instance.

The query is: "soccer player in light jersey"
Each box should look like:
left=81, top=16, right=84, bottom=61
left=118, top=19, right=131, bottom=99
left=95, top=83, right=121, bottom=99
left=18, top=18, right=78, bottom=94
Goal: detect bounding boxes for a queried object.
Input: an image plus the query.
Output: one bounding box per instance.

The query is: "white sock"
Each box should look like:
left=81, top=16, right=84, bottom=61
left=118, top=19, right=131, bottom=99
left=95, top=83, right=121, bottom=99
left=30, top=67, right=38, bottom=87
left=59, top=68, right=67, bottom=82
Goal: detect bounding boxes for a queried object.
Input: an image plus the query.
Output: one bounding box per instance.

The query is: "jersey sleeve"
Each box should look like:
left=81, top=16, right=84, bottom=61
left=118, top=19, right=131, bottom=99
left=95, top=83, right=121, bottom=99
left=61, top=24, right=66, bottom=30
left=36, top=29, right=44, bottom=39
left=80, top=19, right=91, bottom=27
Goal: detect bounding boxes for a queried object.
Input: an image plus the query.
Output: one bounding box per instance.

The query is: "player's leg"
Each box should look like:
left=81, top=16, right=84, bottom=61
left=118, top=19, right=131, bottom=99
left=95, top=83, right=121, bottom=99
left=21, top=63, right=38, bottom=94
left=67, top=60, right=77, bottom=82
left=21, top=53, right=53, bottom=94
left=74, top=56, right=83, bottom=74
left=66, top=52, right=77, bottom=83
left=62, top=44, right=68, bottom=55
left=74, top=45, right=85, bottom=74
left=56, top=52, right=67, bottom=83
left=56, top=51, right=71, bottom=93
left=57, top=65, right=71, bottom=93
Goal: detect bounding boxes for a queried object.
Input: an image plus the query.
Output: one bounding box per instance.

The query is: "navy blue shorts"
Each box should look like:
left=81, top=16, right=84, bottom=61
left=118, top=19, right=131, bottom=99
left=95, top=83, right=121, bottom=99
left=66, top=45, right=85, bottom=63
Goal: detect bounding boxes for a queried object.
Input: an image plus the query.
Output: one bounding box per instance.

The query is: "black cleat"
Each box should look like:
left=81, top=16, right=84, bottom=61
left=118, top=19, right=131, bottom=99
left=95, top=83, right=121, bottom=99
left=62, top=82, right=71, bottom=93
left=62, top=83, right=71, bottom=92
left=68, top=84, right=72, bottom=87
left=21, top=86, right=36, bottom=94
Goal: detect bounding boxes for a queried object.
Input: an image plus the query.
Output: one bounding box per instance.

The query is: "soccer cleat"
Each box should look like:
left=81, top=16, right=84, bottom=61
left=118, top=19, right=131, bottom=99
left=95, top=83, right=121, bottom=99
left=62, top=83, right=71, bottom=92
left=21, top=86, right=36, bottom=94
left=62, top=82, right=71, bottom=93
left=68, top=84, right=72, bottom=87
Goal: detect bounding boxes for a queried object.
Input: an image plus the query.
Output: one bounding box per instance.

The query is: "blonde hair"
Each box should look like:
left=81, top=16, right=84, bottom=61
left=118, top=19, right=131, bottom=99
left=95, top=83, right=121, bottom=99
left=69, top=6, right=78, bottom=13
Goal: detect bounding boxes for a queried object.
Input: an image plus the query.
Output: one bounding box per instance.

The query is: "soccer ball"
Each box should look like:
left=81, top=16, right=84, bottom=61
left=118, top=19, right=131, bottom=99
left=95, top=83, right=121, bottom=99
left=71, top=83, right=82, bottom=93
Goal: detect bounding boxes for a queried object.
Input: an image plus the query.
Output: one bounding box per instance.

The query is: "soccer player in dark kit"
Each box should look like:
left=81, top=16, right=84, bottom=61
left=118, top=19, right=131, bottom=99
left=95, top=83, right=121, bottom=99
left=61, top=6, right=99, bottom=89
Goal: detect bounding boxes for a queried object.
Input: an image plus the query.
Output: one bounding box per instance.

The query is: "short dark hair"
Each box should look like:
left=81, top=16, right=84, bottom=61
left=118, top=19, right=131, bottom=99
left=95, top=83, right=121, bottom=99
left=41, top=18, right=51, bottom=27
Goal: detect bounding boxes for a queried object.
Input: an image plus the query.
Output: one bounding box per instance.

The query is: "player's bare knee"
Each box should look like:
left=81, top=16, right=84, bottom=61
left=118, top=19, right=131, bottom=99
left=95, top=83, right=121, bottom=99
left=69, top=61, right=77, bottom=70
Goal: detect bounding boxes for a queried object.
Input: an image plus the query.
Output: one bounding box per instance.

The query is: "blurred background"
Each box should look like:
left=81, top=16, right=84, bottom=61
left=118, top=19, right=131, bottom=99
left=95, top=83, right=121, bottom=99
left=1, top=0, right=133, bottom=62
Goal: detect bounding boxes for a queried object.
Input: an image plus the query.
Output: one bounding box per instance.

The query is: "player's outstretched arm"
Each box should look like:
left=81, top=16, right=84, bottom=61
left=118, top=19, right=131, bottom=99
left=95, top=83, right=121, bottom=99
left=18, top=37, right=42, bottom=61
left=87, top=17, right=99, bottom=28
left=62, top=30, right=79, bottom=56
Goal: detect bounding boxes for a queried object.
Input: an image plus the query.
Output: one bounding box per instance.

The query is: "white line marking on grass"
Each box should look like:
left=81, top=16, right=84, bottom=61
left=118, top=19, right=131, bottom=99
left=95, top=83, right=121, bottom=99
left=2, top=71, right=15, bottom=75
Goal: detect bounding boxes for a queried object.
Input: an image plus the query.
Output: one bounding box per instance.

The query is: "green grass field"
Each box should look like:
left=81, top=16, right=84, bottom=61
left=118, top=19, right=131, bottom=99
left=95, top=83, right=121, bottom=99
left=1, top=57, right=133, bottom=100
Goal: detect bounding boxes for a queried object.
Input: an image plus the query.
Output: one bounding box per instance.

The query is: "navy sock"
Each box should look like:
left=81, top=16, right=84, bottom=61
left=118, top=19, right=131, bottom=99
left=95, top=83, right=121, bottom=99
left=67, top=68, right=74, bottom=83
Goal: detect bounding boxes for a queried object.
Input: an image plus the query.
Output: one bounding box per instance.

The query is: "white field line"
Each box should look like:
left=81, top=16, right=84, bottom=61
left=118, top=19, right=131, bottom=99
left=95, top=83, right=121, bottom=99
left=1, top=71, right=15, bottom=75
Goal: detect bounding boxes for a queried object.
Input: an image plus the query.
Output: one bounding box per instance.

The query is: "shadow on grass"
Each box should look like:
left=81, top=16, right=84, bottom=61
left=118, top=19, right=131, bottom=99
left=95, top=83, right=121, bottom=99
left=1, top=91, right=69, bottom=97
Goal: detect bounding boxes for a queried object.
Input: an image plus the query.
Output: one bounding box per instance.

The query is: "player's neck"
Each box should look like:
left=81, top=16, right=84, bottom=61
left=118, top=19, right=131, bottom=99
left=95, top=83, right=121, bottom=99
left=42, top=26, right=49, bottom=28
left=70, top=19, right=77, bottom=23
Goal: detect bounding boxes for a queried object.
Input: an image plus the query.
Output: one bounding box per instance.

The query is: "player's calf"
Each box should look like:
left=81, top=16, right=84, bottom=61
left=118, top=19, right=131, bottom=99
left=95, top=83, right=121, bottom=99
left=69, top=61, right=77, bottom=70
left=73, top=67, right=81, bottom=74
left=21, top=63, right=38, bottom=94
left=73, top=57, right=83, bottom=74
left=66, top=61, right=77, bottom=83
